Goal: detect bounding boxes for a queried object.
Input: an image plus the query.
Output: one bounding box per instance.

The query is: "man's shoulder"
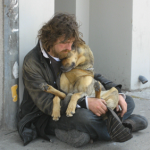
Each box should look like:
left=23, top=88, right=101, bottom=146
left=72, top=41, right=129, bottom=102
left=22, top=44, right=44, bottom=73
left=24, top=43, right=41, bottom=64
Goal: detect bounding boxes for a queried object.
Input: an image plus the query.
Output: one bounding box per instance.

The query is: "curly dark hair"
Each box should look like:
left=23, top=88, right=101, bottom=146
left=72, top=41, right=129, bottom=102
left=38, top=13, right=84, bottom=52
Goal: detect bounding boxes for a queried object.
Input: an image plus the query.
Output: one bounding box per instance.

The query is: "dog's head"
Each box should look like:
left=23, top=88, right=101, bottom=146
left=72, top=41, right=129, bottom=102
left=60, top=49, right=78, bottom=72
left=60, top=44, right=94, bottom=72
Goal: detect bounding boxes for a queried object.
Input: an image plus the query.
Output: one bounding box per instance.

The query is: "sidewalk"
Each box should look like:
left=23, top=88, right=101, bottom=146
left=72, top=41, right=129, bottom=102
left=0, top=88, right=150, bottom=150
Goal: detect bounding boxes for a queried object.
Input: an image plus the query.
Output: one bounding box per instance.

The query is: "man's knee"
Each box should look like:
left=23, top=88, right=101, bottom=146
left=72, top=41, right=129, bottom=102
left=123, top=95, right=135, bottom=120
left=74, top=109, right=96, bottom=125
left=73, top=109, right=99, bottom=139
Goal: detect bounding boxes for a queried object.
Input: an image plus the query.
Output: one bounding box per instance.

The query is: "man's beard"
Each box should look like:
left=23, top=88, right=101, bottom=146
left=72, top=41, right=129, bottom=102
left=51, top=48, right=70, bottom=59
left=51, top=47, right=60, bottom=58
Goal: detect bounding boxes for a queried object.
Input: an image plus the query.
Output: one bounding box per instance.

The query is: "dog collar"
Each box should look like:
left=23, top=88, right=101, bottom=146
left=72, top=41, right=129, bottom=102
left=86, top=67, right=94, bottom=71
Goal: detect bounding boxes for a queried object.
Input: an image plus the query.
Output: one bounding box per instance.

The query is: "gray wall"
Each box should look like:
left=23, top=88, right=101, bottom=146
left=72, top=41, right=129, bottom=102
left=55, top=0, right=76, bottom=14
left=0, top=0, right=4, bottom=128
left=55, top=0, right=90, bottom=45
left=89, top=0, right=133, bottom=90
left=76, top=0, right=90, bottom=45
left=89, top=0, right=150, bottom=90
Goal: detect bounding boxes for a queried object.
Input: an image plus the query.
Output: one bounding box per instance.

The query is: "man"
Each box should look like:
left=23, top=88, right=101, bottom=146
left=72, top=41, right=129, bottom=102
left=17, top=13, right=148, bottom=147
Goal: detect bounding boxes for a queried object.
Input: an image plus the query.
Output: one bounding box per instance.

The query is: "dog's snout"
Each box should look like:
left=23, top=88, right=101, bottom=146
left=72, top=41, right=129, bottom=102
left=72, top=62, right=75, bottom=67
left=60, top=62, right=75, bottom=73
left=60, top=64, right=69, bottom=72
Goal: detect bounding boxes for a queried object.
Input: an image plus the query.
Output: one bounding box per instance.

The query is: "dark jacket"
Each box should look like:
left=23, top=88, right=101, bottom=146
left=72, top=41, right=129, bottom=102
left=17, top=42, right=122, bottom=145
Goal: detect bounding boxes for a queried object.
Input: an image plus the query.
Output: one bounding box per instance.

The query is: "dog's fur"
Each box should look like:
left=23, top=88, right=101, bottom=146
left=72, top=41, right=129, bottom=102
left=41, top=44, right=119, bottom=121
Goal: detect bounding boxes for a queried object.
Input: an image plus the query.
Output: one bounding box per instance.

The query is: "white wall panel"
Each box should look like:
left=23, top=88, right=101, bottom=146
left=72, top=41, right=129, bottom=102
left=19, top=0, right=54, bottom=102
left=131, top=0, right=150, bottom=89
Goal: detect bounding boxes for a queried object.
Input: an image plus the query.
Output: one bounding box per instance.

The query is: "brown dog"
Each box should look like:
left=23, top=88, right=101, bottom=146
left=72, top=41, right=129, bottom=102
left=40, top=43, right=119, bottom=121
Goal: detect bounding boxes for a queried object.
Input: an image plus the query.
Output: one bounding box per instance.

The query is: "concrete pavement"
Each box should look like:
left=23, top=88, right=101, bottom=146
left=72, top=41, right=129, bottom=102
left=0, top=88, right=150, bottom=150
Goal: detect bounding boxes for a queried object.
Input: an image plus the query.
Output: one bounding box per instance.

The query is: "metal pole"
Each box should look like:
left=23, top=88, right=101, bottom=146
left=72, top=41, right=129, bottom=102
left=4, top=0, right=19, bottom=130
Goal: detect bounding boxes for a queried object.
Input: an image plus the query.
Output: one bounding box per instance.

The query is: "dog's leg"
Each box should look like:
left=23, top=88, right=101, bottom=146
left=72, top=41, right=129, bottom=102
left=46, top=85, right=66, bottom=99
left=52, top=96, right=61, bottom=121
left=94, top=81, right=101, bottom=99
left=39, top=83, right=66, bottom=99
left=101, top=87, right=119, bottom=110
left=66, top=92, right=86, bottom=117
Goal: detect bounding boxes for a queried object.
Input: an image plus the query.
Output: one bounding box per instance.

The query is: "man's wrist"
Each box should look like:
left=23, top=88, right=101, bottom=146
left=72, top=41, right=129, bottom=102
left=85, top=96, right=89, bottom=109
left=119, top=93, right=126, bottom=99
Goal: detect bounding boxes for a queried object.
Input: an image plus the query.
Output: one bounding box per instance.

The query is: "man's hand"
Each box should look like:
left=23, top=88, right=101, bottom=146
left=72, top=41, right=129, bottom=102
left=88, top=97, right=108, bottom=116
left=116, top=95, right=127, bottom=117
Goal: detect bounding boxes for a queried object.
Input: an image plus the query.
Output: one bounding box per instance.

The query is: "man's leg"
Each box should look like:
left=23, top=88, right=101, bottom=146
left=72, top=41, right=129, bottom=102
left=123, top=95, right=135, bottom=121
left=46, top=95, right=135, bottom=141
left=123, top=96, right=148, bottom=132
left=46, top=95, right=147, bottom=147
left=46, top=108, right=110, bottom=141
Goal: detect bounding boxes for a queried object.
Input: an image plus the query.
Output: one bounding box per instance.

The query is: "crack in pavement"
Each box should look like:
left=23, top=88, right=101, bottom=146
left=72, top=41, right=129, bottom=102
left=131, top=95, right=150, bottom=100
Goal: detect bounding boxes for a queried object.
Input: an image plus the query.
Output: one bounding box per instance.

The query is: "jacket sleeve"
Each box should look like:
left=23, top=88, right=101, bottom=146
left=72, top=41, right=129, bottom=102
left=22, top=58, right=55, bottom=116
left=94, top=73, right=122, bottom=93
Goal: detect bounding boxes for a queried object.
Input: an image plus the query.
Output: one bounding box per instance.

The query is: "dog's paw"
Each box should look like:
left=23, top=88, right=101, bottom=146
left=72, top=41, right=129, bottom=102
left=66, top=111, right=74, bottom=117
left=52, top=111, right=61, bottom=121
left=39, top=83, right=49, bottom=91
left=66, top=104, right=75, bottom=117
left=94, top=82, right=100, bottom=91
left=52, top=116, right=60, bottom=121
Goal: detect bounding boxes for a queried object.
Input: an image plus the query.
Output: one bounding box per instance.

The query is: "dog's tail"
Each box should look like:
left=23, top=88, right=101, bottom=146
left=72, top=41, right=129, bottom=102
left=94, top=81, right=101, bottom=99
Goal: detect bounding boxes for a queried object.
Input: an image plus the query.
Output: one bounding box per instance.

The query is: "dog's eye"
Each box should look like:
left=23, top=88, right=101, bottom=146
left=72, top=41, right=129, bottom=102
left=71, top=43, right=75, bottom=49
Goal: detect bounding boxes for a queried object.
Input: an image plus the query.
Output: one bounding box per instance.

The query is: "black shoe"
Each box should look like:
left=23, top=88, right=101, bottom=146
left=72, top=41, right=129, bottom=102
left=123, top=114, right=148, bottom=132
left=106, top=107, right=133, bottom=142
left=55, top=129, right=90, bottom=148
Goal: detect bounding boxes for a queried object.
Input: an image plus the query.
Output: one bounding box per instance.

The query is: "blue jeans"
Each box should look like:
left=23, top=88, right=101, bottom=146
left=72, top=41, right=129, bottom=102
left=46, top=95, right=135, bottom=140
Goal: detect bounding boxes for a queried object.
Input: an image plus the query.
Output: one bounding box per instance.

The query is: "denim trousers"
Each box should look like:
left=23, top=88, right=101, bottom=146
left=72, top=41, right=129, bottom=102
left=46, top=95, right=135, bottom=140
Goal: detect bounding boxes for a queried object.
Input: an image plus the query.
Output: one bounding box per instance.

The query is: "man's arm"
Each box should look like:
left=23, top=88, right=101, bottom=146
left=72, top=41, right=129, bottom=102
left=94, top=73, right=122, bottom=92
left=23, top=58, right=55, bottom=116
left=86, top=96, right=127, bottom=117
left=88, top=97, right=108, bottom=116
left=116, top=95, right=127, bottom=117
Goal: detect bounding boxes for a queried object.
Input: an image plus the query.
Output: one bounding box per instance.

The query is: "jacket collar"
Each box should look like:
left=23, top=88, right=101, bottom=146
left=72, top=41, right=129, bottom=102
left=35, top=41, right=46, bottom=65
left=35, top=41, right=62, bottom=90
left=39, top=40, right=61, bottom=62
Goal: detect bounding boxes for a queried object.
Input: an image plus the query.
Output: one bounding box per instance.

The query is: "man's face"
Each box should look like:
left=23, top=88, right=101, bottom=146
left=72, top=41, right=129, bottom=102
left=48, top=37, right=75, bottom=59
